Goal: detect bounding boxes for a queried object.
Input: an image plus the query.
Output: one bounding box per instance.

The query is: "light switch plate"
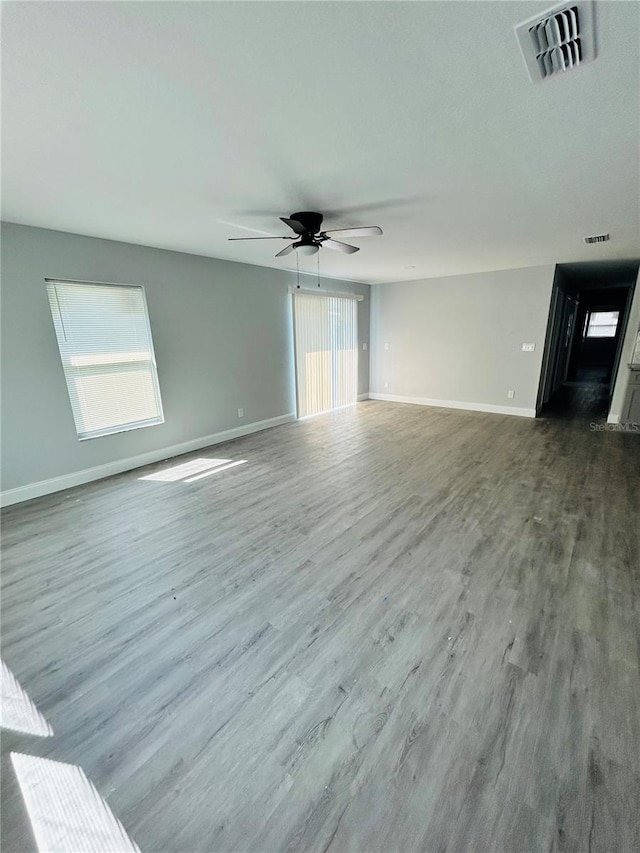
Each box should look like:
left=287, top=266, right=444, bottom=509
left=522, top=343, right=536, bottom=352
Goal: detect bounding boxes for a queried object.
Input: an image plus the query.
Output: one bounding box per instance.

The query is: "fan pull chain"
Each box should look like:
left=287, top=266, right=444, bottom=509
left=317, top=251, right=320, bottom=288
left=296, top=251, right=300, bottom=289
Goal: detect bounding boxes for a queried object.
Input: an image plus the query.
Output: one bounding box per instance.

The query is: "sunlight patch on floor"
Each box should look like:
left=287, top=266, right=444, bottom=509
left=184, top=459, right=248, bottom=482
left=11, top=753, right=140, bottom=853
left=0, top=661, right=53, bottom=737
left=139, top=457, right=232, bottom=481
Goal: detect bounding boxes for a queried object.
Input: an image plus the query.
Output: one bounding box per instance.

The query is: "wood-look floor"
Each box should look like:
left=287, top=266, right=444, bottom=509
left=2, top=399, right=639, bottom=853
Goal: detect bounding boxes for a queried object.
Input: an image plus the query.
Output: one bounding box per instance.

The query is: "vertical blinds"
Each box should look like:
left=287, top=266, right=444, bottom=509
left=293, top=293, right=358, bottom=418
left=46, top=281, right=164, bottom=439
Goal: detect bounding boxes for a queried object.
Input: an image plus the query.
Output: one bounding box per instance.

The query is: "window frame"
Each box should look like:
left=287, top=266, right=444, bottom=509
left=46, top=278, right=165, bottom=441
left=584, top=309, right=620, bottom=340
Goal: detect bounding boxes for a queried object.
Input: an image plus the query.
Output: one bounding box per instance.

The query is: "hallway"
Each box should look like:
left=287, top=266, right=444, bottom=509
left=540, top=382, right=610, bottom=423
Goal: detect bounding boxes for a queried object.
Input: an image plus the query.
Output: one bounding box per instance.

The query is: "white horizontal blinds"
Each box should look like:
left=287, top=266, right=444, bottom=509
left=46, top=282, right=163, bottom=439
left=586, top=310, right=619, bottom=338
left=293, top=292, right=358, bottom=418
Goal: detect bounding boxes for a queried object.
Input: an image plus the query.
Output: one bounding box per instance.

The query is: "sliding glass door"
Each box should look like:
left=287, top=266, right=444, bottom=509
left=293, top=292, right=358, bottom=418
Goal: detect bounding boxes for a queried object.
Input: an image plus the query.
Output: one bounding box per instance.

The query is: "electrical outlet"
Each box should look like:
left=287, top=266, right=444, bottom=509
left=237, top=407, right=244, bottom=418
left=384, top=342, right=390, bottom=350
left=362, top=342, right=368, bottom=350
left=522, top=343, right=536, bottom=352
left=383, top=381, right=389, bottom=389
left=508, top=390, right=515, bottom=399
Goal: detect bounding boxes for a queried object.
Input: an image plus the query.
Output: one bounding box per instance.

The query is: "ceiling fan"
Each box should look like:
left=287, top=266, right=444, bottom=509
left=228, top=211, right=382, bottom=257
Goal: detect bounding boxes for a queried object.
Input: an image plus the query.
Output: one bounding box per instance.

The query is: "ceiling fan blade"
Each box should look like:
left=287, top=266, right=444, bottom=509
left=280, top=217, right=307, bottom=235
left=275, top=244, right=295, bottom=257
left=228, top=236, right=290, bottom=241
left=323, top=226, right=383, bottom=239
left=322, top=239, right=360, bottom=254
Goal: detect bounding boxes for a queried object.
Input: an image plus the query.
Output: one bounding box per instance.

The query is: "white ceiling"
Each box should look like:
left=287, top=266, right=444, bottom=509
left=2, top=1, right=639, bottom=284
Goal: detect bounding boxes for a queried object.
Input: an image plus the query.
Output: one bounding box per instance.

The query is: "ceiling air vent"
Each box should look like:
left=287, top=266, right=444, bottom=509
left=515, top=1, right=595, bottom=82
left=584, top=234, right=610, bottom=244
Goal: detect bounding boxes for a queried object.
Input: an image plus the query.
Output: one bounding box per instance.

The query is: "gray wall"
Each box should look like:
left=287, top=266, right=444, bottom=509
left=1, top=223, right=369, bottom=495
left=370, top=265, right=555, bottom=415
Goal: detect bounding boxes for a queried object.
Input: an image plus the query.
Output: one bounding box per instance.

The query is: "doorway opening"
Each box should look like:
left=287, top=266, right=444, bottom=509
left=537, top=261, right=638, bottom=421
left=566, top=291, right=627, bottom=388
left=292, top=291, right=359, bottom=418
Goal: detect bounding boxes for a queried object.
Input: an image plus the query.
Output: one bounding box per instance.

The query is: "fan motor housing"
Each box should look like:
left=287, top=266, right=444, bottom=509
left=290, top=211, right=324, bottom=234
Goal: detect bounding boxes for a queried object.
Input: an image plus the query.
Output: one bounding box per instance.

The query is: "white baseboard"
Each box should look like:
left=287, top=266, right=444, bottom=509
left=1, top=413, right=295, bottom=507
left=357, top=393, right=370, bottom=401
left=369, top=392, right=536, bottom=419
left=606, top=412, right=620, bottom=424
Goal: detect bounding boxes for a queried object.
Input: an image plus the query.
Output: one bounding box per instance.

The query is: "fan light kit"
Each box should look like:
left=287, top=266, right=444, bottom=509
left=295, top=243, right=319, bottom=256
left=228, top=211, right=383, bottom=258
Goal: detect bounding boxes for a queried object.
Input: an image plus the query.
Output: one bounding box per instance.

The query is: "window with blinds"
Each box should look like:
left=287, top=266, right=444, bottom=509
left=46, top=281, right=164, bottom=440
left=584, top=310, right=620, bottom=339
left=293, top=292, right=358, bottom=418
